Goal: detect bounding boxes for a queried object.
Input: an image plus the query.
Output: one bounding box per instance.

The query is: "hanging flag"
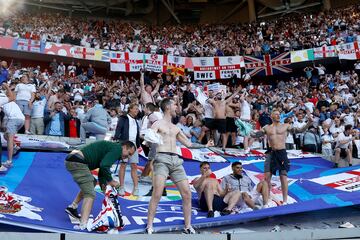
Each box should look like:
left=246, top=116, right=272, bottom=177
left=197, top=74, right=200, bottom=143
left=290, top=49, right=314, bottom=63
left=94, top=49, right=110, bottom=62
left=313, top=45, right=337, bottom=59
left=192, top=56, right=244, bottom=80
left=44, top=42, right=73, bottom=57
left=110, top=52, right=143, bottom=72
left=244, top=52, right=292, bottom=76
left=167, top=56, right=186, bottom=76
left=13, top=38, right=44, bottom=53
left=71, top=46, right=96, bottom=60
left=143, top=54, right=167, bottom=73
left=336, top=42, right=360, bottom=60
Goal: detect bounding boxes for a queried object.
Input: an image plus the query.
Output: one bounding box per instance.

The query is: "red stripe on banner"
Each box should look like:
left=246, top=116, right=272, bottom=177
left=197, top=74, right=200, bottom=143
left=214, top=57, right=220, bottom=79
left=322, top=46, right=326, bottom=58
left=82, top=48, right=86, bottom=59
left=163, top=55, right=168, bottom=73
left=354, top=42, right=360, bottom=60
left=325, top=174, right=360, bottom=188
left=347, top=170, right=360, bottom=176
left=264, top=54, right=272, bottom=76
left=125, top=52, right=130, bottom=72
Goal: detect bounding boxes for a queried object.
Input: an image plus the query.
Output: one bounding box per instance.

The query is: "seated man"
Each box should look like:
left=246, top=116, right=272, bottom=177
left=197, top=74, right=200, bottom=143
left=220, top=162, right=269, bottom=215
left=192, top=161, right=229, bottom=218
left=334, top=124, right=354, bottom=168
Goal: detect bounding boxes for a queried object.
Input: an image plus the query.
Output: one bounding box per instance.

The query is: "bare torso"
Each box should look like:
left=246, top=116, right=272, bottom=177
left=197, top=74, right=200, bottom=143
left=155, top=119, right=180, bottom=154
left=212, top=100, right=226, bottom=119
left=226, top=104, right=236, bottom=118
left=264, top=124, right=289, bottom=150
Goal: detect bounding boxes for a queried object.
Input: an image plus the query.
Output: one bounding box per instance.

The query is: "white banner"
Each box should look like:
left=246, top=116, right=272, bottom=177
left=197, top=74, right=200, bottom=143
left=193, top=56, right=244, bottom=80
left=336, top=42, right=360, bottom=60
left=144, top=54, right=167, bottom=73
left=110, top=52, right=143, bottom=72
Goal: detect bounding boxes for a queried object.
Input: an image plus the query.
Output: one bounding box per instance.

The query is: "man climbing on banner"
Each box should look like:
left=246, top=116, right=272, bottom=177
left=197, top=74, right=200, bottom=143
left=251, top=109, right=313, bottom=204
left=65, top=140, right=136, bottom=230
left=145, top=98, right=214, bottom=234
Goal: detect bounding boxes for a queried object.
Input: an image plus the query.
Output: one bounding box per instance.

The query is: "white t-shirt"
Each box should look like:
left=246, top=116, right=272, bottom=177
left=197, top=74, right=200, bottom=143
left=73, top=88, right=84, bottom=102
left=336, top=132, right=352, bottom=149
left=321, top=134, right=333, bottom=150
left=15, top=83, right=36, bottom=101
left=127, top=115, right=137, bottom=143
left=240, top=100, right=251, bottom=121
left=110, top=116, right=118, bottom=131
left=0, top=96, right=9, bottom=107
left=304, top=102, right=315, bottom=113
left=31, top=98, right=47, bottom=118
left=3, top=102, right=25, bottom=120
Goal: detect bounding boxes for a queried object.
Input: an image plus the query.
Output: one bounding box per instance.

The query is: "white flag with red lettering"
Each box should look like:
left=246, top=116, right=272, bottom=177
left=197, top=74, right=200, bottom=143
left=192, top=56, right=244, bottom=80
left=144, top=54, right=167, bottom=73
left=71, top=46, right=95, bottom=60
left=110, top=52, right=143, bottom=72
left=336, top=42, right=360, bottom=60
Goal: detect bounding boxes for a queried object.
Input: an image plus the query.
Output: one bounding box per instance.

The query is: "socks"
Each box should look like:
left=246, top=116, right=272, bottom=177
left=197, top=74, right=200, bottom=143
left=69, top=202, right=78, bottom=209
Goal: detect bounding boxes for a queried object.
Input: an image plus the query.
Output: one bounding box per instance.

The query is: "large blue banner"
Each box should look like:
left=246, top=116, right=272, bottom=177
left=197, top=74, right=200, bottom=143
left=0, top=151, right=360, bottom=233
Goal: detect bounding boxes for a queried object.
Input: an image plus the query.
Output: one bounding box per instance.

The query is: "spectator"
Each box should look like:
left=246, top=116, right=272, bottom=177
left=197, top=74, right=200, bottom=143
left=44, top=102, right=69, bottom=136
left=15, top=74, right=36, bottom=134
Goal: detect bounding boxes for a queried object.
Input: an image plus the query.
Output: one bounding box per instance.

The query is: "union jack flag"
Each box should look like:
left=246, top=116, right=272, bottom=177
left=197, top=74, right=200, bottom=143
left=244, top=52, right=292, bottom=76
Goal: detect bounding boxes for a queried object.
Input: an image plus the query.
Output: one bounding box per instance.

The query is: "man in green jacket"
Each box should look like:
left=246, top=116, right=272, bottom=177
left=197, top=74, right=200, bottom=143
left=65, top=140, right=136, bottom=230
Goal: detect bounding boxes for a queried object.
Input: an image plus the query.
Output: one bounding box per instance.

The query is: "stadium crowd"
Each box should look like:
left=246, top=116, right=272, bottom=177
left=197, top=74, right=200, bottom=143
left=0, top=4, right=359, bottom=57
left=0, top=57, right=359, bottom=173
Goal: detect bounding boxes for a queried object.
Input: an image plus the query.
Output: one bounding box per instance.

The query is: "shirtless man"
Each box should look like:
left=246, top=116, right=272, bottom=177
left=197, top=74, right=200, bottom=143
left=146, top=98, right=213, bottom=234
left=251, top=109, right=313, bottom=204
left=225, top=95, right=240, bottom=149
left=208, top=86, right=242, bottom=151
left=193, top=161, right=229, bottom=218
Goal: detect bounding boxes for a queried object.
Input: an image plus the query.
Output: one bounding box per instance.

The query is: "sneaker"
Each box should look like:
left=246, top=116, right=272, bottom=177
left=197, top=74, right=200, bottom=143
left=220, top=209, right=232, bottom=216
left=253, top=205, right=261, bottom=210
left=183, top=226, right=196, bottom=234
left=339, top=222, right=355, bottom=228
left=65, top=207, right=80, bottom=219
left=244, top=148, right=251, bottom=154
left=349, top=164, right=353, bottom=167
left=0, top=165, right=8, bottom=173
left=132, top=188, right=139, bottom=196
left=334, top=163, right=338, bottom=168
left=3, top=161, right=12, bottom=168
left=25, top=130, right=32, bottom=135
left=118, top=186, right=125, bottom=196
left=263, top=203, right=272, bottom=209
left=13, top=145, right=20, bottom=156
left=207, top=210, right=214, bottom=218
left=145, top=227, right=154, bottom=234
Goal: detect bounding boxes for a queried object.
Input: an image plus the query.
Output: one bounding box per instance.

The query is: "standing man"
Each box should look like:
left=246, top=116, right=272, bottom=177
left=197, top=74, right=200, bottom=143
left=251, top=109, right=313, bottom=204
left=65, top=140, right=136, bottom=230
left=44, top=102, right=69, bottom=136
left=0, top=84, right=16, bottom=172
left=207, top=86, right=241, bottom=151
left=145, top=98, right=213, bottom=234
left=114, top=103, right=141, bottom=196
left=15, top=75, right=36, bottom=134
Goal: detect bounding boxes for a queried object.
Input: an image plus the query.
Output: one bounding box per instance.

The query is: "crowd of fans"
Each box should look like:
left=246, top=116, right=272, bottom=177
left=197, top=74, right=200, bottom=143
left=0, top=56, right=359, bottom=173
left=0, top=4, right=360, bottom=57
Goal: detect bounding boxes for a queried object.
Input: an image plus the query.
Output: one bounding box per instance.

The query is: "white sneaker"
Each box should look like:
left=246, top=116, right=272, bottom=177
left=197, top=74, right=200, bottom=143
left=118, top=186, right=125, bottom=196
left=339, top=222, right=355, bottom=228
left=25, top=130, right=32, bottom=135
left=0, top=165, right=8, bottom=173
left=183, top=226, right=196, bottom=234
left=145, top=227, right=154, bottom=234
left=3, top=161, right=12, bottom=168
left=139, top=176, right=152, bottom=184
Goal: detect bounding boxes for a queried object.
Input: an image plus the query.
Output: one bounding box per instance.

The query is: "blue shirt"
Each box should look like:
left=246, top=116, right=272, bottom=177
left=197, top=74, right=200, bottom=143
left=0, top=67, right=8, bottom=84
left=191, top=127, right=202, bottom=143
left=49, top=113, right=62, bottom=136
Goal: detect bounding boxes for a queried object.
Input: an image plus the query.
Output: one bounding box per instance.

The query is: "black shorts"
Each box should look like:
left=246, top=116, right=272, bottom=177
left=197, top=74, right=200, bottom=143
left=199, top=193, right=228, bottom=212
left=265, top=149, right=290, bottom=176
left=340, top=148, right=349, bottom=158
left=214, top=119, right=227, bottom=134
left=226, top=117, right=237, bottom=133
left=204, top=118, right=216, bottom=130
